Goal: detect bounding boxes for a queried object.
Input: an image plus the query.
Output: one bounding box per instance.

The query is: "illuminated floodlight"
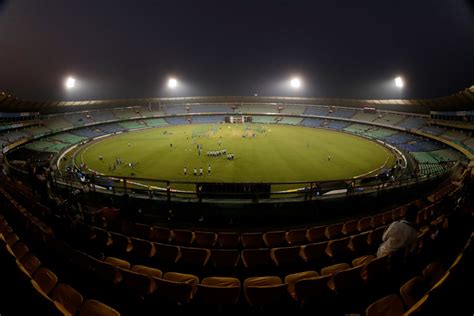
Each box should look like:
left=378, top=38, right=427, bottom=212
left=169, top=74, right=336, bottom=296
left=65, top=77, right=76, bottom=89
left=168, top=78, right=178, bottom=89
left=394, top=76, right=404, bottom=88
left=290, top=77, right=301, bottom=89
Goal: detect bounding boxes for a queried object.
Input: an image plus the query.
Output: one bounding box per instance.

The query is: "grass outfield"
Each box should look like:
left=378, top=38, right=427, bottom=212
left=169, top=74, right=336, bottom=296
left=72, top=124, right=395, bottom=187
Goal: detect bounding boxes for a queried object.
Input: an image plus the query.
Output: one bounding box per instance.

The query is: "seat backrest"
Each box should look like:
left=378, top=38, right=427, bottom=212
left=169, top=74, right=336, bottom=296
left=270, top=246, right=302, bottom=266
left=109, top=232, right=132, bottom=253
left=320, top=263, right=350, bottom=276
left=79, top=299, right=120, bottom=316
left=306, top=225, right=327, bottom=242
left=243, top=276, right=287, bottom=306
left=325, top=223, right=344, bottom=239
left=210, top=249, right=240, bottom=269
left=178, top=246, right=211, bottom=267
left=194, top=231, right=217, bottom=248
left=52, top=283, right=84, bottom=315
left=194, top=284, right=241, bottom=305
left=263, top=231, right=287, bottom=248
left=131, top=265, right=163, bottom=279
left=153, top=277, right=195, bottom=304
left=301, top=241, right=328, bottom=263
left=118, top=267, right=156, bottom=295
left=326, top=237, right=350, bottom=260
left=33, top=267, right=58, bottom=295
left=294, top=275, right=332, bottom=301
left=241, top=233, right=265, bottom=249
left=342, top=220, right=358, bottom=236
left=20, top=253, right=41, bottom=275
left=241, top=248, right=272, bottom=269
left=149, top=226, right=173, bottom=243
left=399, top=276, right=426, bottom=308
left=217, top=232, right=240, bottom=248
left=173, top=229, right=195, bottom=246
left=195, top=277, right=241, bottom=305
left=371, top=214, right=384, bottom=228
left=357, top=217, right=372, bottom=232
left=332, top=265, right=364, bottom=293
left=130, top=237, right=156, bottom=259
left=365, top=294, right=405, bottom=316
left=153, top=242, right=180, bottom=265
left=133, top=223, right=151, bottom=239
left=422, top=262, right=445, bottom=288
left=286, top=228, right=307, bottom=246
left=104, top=256, right=131, bottom=269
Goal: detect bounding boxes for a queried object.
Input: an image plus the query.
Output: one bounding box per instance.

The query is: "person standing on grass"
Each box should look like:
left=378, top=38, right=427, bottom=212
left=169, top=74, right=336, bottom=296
left=208, top=164, right=211, bottom=175
left=183, top=166, right=187, bottom=176
left=199, top=167, right=203, bottom=176
left=193, top=168, right=197, bottom=176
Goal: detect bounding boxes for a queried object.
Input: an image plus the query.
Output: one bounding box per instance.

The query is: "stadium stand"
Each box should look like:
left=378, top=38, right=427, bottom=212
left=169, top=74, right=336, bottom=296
left=190, top=104, right=233, bottom=113
left=397, top=116, right=427, bottom=129
left=304, top=106, right=328, bottom=116
left=0, top=91, right=473, bottom=314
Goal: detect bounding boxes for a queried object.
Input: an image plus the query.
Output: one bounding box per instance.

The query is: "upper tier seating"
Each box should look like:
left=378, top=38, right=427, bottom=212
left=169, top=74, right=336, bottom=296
left=304, top=106, right=328, bottom=116
left=327, top=108, right=356, bottom=119
left=373, top=113, right=406, bottom=126
left=190, top=104, right=233, bottom=113
left=397, top=116, right=427, bottom=129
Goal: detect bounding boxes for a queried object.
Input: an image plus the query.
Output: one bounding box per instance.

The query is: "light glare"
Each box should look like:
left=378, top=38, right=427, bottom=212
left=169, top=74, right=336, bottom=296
left=168, top=78, right=178, bottom=89
left=290, top=78, right=301, bottom=89
left=65, top=77, right=76, bottom=89
left=395, top=76, right=404, bottom=88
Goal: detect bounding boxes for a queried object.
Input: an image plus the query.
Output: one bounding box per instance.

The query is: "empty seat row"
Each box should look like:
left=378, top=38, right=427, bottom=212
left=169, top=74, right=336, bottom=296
left=101, top=206, right=406, bottom=249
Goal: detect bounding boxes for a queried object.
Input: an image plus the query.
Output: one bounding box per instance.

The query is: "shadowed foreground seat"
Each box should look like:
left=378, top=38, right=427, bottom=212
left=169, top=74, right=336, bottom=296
left=399, top=276, right=426, bottom=308
left=365, top=294, right=405, bottom=316
left=286, top=228, right=307, bottom=246
left=194, top=276, right=241, bottom=304
left=21, top=253, right=41, bottom=275
left=217, top=232, right=240, bottom=249
left=104, top=256, right=131, bottom=269
left=79, top=299, right=121, bottom=316
left=152, top=272, right=199, bottom=304
left=33, top=267, right=58, bottom=295
left=51, top=283, right=84, bottom=315
left=284, top=270, right=319, bottom=299
left=194, top=231, right=217, bottom=248
left=243, top=276, right=288, bottom=306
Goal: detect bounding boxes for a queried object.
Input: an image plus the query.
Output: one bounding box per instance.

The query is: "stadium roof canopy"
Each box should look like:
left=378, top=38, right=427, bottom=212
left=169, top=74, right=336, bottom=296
left=0, top=86, right=473, bottom=114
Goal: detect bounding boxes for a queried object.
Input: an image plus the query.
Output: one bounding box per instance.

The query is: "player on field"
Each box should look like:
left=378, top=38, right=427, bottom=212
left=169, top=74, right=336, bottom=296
left=193, top=168, right=197, bottom=176
left=199, top=167, right=203, bottom=176
left=183, top=166, right=187, bottom=176
left=208, top=164, right=211, bottom=175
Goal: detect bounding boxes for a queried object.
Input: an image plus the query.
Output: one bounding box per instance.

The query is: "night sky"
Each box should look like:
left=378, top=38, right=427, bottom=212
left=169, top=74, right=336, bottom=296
left=0, top=0, right=473, bottom=101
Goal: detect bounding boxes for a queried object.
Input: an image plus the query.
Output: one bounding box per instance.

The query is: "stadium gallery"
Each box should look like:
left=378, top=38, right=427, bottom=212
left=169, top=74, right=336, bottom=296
left=2, top=94, right=467, bottom=203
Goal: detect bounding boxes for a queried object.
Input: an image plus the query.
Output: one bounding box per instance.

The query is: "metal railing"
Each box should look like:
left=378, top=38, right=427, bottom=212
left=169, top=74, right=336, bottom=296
left=50, top=160, right=460, bottom=203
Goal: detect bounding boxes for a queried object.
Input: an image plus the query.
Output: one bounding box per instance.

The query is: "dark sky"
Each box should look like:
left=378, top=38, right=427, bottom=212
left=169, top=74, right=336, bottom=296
left=0, top=0, right=473, bottom=101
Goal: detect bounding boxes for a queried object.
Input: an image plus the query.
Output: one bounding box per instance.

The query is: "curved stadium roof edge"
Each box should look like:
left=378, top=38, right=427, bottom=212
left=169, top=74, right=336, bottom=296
left=1, top=85, right=473, bottom=114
